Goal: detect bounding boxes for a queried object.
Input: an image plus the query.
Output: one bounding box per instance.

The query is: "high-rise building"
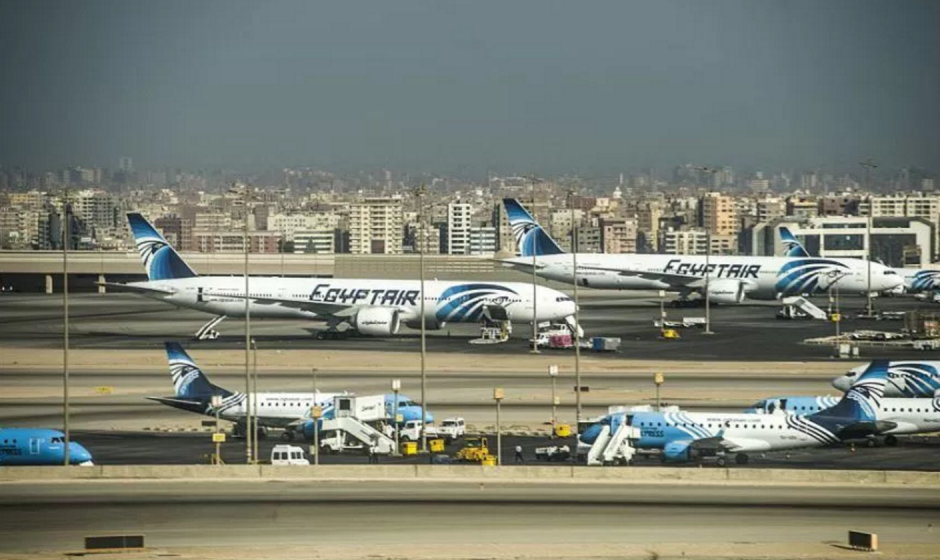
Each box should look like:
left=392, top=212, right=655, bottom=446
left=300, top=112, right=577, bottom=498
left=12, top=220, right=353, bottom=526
left=446, top=201, right=472, bottom=255
left=599, top=217, right=637, bottom=254
left=348, top=197, right=403, bottom=254
left=468, top=226, right=497, bottom=255
left=700, top=192, right=738, bottom=236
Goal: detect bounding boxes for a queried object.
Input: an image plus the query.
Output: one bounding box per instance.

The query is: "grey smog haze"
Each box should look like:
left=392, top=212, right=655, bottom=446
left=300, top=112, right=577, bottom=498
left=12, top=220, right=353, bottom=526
left=1, top=0, right=938, bottom=174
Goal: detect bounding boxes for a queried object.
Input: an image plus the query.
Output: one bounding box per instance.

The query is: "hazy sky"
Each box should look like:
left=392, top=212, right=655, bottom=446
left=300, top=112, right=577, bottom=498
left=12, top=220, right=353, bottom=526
left=1, top=0, right=938, bottom=174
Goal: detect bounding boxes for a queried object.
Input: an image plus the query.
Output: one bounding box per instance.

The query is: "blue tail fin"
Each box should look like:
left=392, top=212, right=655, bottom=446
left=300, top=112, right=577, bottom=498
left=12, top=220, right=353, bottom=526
left=164, top=342, right=231, bottom=399
left=128, top=213, right=198, bottom=281
left=502, top=198, right=566, bottom=257
left=813, top=359, right=887, bottom=423
left=780, top=226, right=811, bottom=258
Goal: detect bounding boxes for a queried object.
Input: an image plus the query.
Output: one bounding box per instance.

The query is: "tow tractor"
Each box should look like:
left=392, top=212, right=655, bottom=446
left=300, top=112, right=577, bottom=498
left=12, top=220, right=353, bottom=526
left=455, top=436, right=490, bottom=463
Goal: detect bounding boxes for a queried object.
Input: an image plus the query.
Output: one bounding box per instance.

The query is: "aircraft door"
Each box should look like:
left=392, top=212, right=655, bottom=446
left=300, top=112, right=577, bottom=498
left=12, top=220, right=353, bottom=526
left=29, top=438, right=40, bottom=455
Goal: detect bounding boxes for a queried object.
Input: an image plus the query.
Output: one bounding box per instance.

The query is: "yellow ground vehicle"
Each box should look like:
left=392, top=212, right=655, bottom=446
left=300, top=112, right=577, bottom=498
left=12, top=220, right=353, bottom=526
left=660, top=329, right=681, bottom=340
left=553, top=424, right=572, bottom=438
left=455, top=437, right=489, bottom=462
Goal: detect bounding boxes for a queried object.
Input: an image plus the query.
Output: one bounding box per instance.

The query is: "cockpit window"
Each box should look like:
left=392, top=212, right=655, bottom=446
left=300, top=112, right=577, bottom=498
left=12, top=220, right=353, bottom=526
left=884, top=270, right=898, bottom=275
left=555, top=296, right=573, bottom=302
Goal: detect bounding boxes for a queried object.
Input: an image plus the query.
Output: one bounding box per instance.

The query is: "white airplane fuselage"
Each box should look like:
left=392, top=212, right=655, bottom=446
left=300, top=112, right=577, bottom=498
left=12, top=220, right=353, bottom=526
left=129, top=277, right=576, bottom=326
left=504, top=253, right=902, bottom=300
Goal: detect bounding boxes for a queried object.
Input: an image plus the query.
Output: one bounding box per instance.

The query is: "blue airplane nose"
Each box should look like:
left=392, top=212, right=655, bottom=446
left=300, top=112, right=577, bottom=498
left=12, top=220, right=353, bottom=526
left=69, top=442, right=93, bottom=465
left=580, top=423, right=602, bottom=444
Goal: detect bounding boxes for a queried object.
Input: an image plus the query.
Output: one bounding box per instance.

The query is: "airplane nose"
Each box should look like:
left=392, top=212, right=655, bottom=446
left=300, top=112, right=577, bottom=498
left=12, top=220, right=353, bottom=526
left=579, top=423, right=601, bottom=444
left=70, top=443, right=93, bottom=465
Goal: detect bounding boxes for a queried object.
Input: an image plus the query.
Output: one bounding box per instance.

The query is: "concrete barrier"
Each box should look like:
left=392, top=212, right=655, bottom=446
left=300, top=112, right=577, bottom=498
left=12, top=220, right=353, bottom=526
left=728, top=468, right=888, bottom=485
left=884, top=471, right=940, bottom=485
left=1, top=464, right=937, bottom=487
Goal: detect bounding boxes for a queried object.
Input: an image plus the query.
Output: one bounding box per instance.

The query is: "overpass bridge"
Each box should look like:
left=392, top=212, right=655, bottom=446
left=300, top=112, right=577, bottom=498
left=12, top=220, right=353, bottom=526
left=0, top=251, right=534, bottom=293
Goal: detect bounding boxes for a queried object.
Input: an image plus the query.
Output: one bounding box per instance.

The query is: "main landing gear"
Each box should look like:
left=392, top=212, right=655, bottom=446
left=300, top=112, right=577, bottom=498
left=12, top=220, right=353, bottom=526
left=195, top=316, right=225, bottom=340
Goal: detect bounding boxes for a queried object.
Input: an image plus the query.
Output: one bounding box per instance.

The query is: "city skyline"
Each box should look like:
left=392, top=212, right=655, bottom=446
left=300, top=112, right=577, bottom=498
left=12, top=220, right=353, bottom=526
left=1, top=1, right=938, bottom=174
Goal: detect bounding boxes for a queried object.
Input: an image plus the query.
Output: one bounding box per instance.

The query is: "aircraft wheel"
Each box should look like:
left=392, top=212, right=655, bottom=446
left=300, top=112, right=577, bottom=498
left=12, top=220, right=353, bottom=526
left=884, top=435, right=898, bottom=447
left=315, top=332, right=325, bottom=340
left=866, top=438, right=877, bottom=448
left=716, top=456, right=727, bottom=468
left=735, top=453, right=749, bottom=465
left=281, top=431, right=294, bottom=442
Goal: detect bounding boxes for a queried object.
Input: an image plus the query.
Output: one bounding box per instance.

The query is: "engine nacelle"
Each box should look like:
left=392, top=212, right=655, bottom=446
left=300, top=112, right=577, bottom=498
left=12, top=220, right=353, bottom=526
left=354, top=307, right=401, bottom=336
left=403, top=318, right=446, bottom=330
left=705, top=279, right=747, bottom=304
left=662, top=441, right=694, bottom=462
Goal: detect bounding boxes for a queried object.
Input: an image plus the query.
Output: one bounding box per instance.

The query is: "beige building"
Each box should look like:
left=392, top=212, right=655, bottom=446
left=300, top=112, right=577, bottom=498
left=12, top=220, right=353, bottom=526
left=701, top=192, right=738, bottom=236
left=349, top=197, right=403, bottom=254
left=600, top=217, right=637, bottom=254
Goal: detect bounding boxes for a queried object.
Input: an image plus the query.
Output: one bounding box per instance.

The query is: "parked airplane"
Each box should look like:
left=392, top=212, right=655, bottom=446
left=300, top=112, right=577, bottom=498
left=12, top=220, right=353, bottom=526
left=0, top=428, right=93, bottom=466
left=578, top=360, right=889, bottom=466
left=779, top=226, right=938, bottom=294
left=150, top=342, right=429, bottom=440
left=106, top=213, right=577, bottom=339
left=501, top=199, right=903, bottom=303
left=746, top=393, right=940, bottom=446
left=832, top=361, right=940, bottom=397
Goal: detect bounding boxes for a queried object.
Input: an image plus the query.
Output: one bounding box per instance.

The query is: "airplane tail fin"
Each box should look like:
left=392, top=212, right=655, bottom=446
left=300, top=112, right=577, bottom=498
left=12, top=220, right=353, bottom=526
left=812, top=359, right=888, bottom=423
left=164, top=342, right=231, bottom=399
left=780, top=226, right=811, bottom=258
left=502, top=198, right=565, bottom=257
left=127, top=213, right=198, bottom=281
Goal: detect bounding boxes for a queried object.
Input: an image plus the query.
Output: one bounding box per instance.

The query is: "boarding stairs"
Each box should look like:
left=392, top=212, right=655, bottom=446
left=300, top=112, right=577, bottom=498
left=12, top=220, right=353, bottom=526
left=319, top=416, right=396, bottom=454
left=586, top=423, right=639, bottom=466
left=780, top=296, right=828, bottom=320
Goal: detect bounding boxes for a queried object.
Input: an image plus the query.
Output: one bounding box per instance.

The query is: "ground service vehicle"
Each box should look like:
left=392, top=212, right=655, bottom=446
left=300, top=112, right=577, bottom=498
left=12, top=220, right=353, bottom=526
left=456, top=437, right=489, bottom=462
left=271, top=445, right=309, bottom=465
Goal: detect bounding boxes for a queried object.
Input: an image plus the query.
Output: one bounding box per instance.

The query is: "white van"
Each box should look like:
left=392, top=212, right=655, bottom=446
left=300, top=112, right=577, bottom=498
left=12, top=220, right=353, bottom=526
left=271, top=444, right=309, bottom=466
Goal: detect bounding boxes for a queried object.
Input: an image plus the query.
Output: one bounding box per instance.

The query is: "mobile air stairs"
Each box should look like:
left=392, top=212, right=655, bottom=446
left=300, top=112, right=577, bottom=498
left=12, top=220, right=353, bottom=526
left=778, top=296, right=829, bottom=320
left=318, top=395, right=396, bottom=454
left=586, top=421, right=641, bottom=466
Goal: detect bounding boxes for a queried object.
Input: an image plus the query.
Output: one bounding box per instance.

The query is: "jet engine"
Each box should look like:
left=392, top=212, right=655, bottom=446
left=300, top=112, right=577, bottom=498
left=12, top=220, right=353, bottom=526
left=353, top=307, right=401, bottom=336
left=705, top=279, right=747, bottom=304
left=662, top=441, right=695, bottom=462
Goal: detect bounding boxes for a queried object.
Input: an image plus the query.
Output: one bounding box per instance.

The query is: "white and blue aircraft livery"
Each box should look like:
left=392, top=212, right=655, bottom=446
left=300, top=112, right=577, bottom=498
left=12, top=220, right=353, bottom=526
left=501, top=199, right=903, bottom=303
left=579, top=360, right=890, bottom=466
left=105, top=213, right=577, bottom=339
left=151, top=342, right=429, bottom=440
left=0, top=428, right=93, bottom=466
left=833, top=361, right=940, bottom=398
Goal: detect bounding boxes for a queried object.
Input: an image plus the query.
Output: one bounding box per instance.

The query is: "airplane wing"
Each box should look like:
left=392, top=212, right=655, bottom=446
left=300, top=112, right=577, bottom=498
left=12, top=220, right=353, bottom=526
left=576, top=264, right=705, bottom=287
left=211, top=292, right=363, bottom=317
left=97, top=282, right=175, bottom=297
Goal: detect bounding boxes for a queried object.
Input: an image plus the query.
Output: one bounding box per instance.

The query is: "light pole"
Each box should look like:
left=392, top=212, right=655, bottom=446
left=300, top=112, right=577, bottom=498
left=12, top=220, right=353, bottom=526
left=529, top=177, right=540, bottom=354
left=251, top=338, right=258, bottom=463
left=62, top=188, right=70, bottom=465
left=415, top=184, right=428, bottom=453
left=654, top=372, right=665, bottom=411
left=212, top=394, right=223, bottom=465
left=233, top=182, right=253, bottom=464
left=548, top=365, right=558, bottom=437
left=569, top=188, right=581, bottom=425
left=392, top=378, right=401, bottom=456
left=493, top=387, right=504, bottom=465
left=861, top=159, right=877, bottom=315
left=703, top=228, right=714, bottom=335
left=312, top=404, right=322, bottom=466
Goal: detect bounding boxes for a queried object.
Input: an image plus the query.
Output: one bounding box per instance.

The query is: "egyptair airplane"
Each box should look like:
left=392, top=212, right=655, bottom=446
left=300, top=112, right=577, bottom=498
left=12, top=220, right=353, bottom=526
left=103, top=213, right=577, bottom=339
left=0, top=428, right=93, bottom=466
left=781, top=226, right=939, bottom=295
left=500, top=199, right=903, bottom=304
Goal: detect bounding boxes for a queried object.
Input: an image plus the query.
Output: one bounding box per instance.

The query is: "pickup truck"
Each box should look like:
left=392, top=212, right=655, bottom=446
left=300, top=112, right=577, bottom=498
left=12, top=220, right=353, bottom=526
left=400, top=417, right=466, bottom=443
